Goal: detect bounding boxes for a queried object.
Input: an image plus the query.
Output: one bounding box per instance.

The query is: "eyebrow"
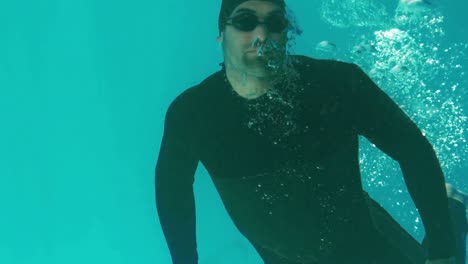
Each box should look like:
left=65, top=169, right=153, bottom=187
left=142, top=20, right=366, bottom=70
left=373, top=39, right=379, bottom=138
left=232, top=8, right=284, bottom=16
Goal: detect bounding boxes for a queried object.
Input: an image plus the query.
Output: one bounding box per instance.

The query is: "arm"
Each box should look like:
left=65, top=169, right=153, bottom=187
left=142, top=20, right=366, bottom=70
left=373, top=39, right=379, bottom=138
left=348, top=64, right=456, bottom=260
left=155, top=100, right=199, bottom=264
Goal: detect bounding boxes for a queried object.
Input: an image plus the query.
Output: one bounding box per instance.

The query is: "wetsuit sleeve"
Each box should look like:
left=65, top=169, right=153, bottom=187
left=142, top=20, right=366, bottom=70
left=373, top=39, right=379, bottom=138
left=348, top=63, right=456, bottom=260
left=155, top=100, right=199, bottom=264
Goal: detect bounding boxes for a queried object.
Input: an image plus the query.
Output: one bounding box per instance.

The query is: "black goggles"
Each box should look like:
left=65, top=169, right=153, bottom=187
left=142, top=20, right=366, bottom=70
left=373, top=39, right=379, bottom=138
left=225, top=13, right=289, bottom=33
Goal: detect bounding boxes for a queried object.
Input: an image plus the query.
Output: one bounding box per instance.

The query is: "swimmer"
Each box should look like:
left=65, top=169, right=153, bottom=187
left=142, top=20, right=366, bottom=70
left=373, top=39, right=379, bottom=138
left=445, top=184, right=468, bottom=205
left=156, top=1, right=461, bottom=263
left=316, top=41, right=337, bottom=52
left=401, top=0, right=432, bottom=6
left=352, top=42, right=377, bottom=55
left=397, top=0, right=433, bottom=15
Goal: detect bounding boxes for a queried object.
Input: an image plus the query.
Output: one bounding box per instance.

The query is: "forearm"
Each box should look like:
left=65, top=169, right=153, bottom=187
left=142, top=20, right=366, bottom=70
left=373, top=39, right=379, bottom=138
left=156, top=183, right=198, bottom=264
left=155, top=140, right=199, bottom=264
left=398, top=141, right=455, bottom=259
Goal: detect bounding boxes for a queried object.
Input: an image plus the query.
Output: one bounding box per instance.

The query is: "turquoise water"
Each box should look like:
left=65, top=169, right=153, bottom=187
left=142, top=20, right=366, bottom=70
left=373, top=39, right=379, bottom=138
left=0, top=0, right=466, bottom=263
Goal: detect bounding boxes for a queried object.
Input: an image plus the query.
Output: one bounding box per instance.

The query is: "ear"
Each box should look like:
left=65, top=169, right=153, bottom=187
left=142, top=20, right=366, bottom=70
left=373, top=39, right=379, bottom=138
left=216, top=32, right=224, bottom=43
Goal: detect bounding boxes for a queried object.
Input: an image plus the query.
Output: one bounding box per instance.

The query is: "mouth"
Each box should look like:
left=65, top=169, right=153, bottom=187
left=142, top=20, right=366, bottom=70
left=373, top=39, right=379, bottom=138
left=247, top=47, right=263, bottom=52
left=247, top=47, right=274, bottom=55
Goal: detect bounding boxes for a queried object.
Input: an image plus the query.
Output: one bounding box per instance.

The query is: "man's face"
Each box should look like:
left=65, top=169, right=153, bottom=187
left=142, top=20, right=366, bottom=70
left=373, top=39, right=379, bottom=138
left=217, top=1, right=288, bottom=77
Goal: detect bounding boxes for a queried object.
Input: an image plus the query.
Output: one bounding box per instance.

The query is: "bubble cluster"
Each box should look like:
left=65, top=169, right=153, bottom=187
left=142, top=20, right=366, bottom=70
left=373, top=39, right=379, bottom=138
left=244, top=86, right=304, bottom=146
left=338, top=3, right=468, bottom=237
left=244, top=162, right=321, bottom=212
left=320, top=0, right=389, bottom=28
left=240, top=4, right=308, bottom=146
left=395, top=0, right=435, bottom=27
left=351, top=14, right=468, bottom=182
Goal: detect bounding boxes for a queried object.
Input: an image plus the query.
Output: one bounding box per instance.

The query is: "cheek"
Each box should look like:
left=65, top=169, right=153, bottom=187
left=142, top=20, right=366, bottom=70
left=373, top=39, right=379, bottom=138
left=225, top=36, right=249, bottom=52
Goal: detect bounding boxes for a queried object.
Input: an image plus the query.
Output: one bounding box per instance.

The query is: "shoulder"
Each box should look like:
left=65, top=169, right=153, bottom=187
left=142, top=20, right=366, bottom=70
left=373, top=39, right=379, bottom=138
left=290, top=55, right=362, bottom=96
left=291, top=55, right=357, bottom=76
left=166, top=69, right=224, bottom=121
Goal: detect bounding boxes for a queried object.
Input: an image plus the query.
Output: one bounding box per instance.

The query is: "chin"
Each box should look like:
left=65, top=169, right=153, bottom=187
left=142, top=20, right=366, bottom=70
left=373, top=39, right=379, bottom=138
left=247, top=67, right=272, bottom=78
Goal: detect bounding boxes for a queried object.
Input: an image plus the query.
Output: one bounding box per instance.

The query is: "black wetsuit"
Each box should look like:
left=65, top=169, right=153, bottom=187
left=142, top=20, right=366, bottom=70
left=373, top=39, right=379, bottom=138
left=155, top=55, right=458, bottom=263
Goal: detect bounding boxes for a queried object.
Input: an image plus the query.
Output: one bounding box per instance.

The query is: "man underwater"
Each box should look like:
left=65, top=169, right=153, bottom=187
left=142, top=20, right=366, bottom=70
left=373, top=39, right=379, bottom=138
left=156, top=0, right=466, bottom=263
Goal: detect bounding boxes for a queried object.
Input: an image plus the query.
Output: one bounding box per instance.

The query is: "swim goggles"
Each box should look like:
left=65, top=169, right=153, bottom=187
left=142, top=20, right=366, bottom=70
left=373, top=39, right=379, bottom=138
left=225, top=13, right=289, bottom=33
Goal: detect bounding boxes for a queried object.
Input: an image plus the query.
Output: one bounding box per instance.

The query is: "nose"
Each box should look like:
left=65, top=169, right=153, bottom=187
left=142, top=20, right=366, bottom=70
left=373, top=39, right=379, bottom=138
left=251, top=24, right=269, bottom=45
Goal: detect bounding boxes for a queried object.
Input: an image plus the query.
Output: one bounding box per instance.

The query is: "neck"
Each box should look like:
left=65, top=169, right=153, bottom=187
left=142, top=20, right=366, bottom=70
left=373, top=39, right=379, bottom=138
left=224, top=62, right=273, bottom=99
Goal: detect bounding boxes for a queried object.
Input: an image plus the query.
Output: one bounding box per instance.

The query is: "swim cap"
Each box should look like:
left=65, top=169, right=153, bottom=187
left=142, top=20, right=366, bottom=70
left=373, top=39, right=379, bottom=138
left=218, top=0, right=286, bottom=34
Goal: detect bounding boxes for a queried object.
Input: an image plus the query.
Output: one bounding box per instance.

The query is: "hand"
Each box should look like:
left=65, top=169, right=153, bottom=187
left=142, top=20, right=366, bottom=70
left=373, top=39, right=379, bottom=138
left=425, top=257, right=456, bottom=264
